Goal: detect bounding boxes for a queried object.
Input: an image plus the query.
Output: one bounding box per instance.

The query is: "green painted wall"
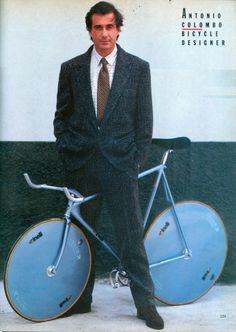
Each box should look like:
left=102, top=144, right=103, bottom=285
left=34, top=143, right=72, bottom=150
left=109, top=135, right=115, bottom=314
left=0, top=141, right=235, bottom=283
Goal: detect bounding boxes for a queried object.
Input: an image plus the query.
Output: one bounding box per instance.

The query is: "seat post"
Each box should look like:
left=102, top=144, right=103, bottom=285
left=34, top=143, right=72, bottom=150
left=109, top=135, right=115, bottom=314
left=161, top=149, right=173, bottom=166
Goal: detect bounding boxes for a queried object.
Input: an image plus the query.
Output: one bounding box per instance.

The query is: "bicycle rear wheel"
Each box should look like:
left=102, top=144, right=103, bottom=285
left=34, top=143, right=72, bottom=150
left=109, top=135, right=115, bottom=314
left=4, top=218, right=91, bottom=321
left=144, top=201, right=227, bottom=305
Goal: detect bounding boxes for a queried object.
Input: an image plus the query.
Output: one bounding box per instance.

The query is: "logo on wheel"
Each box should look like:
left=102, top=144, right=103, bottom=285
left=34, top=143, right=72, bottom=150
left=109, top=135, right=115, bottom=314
left=159, top=221, right=170, bottom=236
left=59, top=295, right=72, bottom=307
left=202, top=267, right=212, bottom=280
left=29, top=231, right=43, bottom=244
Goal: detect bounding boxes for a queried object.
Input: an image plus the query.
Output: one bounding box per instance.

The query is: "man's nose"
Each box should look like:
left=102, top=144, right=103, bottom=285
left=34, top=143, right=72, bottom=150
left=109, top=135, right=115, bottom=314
left=101, top=28, right=109, bottom=37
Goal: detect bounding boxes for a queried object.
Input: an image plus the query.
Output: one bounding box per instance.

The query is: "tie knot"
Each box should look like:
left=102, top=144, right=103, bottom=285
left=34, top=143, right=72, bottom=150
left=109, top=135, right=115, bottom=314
left=100, top=57, right=108, bottom=67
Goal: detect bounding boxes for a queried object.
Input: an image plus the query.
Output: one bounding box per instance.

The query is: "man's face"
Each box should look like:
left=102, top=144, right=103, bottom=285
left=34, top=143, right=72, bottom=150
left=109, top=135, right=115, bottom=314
left=89, top=13, right=120, bottom=56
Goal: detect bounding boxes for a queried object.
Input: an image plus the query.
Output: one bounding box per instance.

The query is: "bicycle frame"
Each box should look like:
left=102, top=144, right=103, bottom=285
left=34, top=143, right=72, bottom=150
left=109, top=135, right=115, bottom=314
left=24, top=148, right=191, bottom=277
left=138, top=150, right=191, bottom=269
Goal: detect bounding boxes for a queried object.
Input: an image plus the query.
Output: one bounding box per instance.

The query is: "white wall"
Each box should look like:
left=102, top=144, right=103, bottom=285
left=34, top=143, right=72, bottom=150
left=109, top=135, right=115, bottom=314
left=1, top=0, right=236, bottom=141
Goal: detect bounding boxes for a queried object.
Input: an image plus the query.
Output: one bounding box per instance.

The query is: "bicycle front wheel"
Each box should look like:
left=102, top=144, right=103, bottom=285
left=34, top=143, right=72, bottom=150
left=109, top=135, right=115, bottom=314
left=144, top=201, right=227, bottom=305
left=4, top=218, right=91, bottom=321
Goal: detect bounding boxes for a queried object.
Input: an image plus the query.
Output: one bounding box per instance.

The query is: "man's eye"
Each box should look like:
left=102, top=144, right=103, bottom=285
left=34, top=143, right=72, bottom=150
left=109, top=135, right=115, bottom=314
left=107, top=25, right=114, bottom=29
left=94, top=25, right=102, bottom=30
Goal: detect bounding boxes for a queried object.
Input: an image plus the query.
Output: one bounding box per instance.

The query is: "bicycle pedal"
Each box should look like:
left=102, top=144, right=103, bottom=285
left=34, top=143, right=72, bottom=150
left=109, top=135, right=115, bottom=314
left=109, top=268, right=130, bottom=288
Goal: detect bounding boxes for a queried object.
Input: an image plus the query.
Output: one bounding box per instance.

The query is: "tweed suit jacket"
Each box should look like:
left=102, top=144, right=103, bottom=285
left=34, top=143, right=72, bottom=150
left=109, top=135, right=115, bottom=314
left=53, top=44, right=153, bottom=178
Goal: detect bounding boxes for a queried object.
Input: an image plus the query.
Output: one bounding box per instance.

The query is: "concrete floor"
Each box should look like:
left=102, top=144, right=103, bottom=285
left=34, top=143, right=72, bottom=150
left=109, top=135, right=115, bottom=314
left=0, top=280, right=235, bottom=332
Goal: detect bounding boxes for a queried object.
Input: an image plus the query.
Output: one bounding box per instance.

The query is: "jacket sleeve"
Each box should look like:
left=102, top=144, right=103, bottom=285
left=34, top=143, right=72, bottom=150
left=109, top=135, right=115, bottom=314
left=135, top=61, right=153, bottom=168
left=53, top=63, right=73, bottom=146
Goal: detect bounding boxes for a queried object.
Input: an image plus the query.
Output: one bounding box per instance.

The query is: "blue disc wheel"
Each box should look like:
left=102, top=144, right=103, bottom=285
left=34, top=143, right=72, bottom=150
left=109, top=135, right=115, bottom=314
left=144, top=201, right=227, bottom=305
left=4, top=219, right=91, bottom=321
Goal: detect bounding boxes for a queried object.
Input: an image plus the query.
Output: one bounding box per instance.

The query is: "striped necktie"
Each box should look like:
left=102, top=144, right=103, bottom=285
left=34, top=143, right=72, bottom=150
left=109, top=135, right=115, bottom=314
left=97, top=58, right=109, bottom=125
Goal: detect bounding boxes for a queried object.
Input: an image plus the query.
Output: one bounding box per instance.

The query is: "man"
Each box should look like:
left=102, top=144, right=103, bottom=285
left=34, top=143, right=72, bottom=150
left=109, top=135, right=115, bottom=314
left=53, top=2, right=164, bottom=330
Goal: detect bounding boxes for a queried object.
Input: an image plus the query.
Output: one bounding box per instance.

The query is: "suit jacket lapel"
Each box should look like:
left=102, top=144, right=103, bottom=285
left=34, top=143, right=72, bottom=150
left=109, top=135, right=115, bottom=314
left=102, top=45, right=132, bottom=124
left=74, top=46, right=98, bottom=130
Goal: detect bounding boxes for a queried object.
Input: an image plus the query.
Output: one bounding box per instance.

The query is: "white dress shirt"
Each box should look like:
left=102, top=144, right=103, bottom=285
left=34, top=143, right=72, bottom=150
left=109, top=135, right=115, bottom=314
left=90, top=45, right=117, bottom=115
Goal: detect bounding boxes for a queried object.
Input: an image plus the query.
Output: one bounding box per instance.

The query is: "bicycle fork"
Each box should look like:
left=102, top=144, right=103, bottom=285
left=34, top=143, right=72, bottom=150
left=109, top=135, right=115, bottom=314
left=46, top=203, right=74, bottom=277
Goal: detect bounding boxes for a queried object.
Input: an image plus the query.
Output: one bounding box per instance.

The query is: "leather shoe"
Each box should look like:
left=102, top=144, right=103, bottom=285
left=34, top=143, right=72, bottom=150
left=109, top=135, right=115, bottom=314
left=137, top=305, right=164, bottom=330
left=62, top=302, right=91, bottom=317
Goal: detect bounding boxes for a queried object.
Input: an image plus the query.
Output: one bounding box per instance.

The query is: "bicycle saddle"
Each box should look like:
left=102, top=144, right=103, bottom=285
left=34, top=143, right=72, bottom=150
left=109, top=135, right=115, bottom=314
left=153, top=137, right=191, bottom=150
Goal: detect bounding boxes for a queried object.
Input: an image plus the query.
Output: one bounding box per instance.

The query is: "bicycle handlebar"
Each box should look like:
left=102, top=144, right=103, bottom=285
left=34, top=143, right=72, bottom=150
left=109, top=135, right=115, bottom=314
left=23, top=173, right=84, bottom=202
left=24, top=173, right=62, bottom=191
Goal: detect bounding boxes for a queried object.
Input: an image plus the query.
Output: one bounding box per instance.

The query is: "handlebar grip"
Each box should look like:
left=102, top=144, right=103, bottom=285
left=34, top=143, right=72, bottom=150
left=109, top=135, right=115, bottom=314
left=24, top=173, right=46, bottom=189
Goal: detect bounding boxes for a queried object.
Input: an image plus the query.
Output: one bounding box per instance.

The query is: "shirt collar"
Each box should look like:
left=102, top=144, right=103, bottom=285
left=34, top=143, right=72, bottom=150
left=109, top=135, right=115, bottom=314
left=92, top=44, right=117, bottom=66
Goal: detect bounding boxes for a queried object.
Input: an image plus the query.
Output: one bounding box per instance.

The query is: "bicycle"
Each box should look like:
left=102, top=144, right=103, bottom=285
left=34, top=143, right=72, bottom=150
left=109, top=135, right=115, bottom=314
left=4, top=137, right=228, bottom=322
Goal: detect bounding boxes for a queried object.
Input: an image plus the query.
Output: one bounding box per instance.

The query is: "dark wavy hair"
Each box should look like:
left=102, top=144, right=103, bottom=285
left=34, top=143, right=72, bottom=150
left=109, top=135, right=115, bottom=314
left=85, top=1, right=124, bottom=31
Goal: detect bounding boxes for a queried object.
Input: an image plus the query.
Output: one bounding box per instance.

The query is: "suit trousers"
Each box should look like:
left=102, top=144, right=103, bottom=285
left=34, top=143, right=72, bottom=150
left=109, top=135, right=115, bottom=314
left=65, top=150, right=155, bottom=308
